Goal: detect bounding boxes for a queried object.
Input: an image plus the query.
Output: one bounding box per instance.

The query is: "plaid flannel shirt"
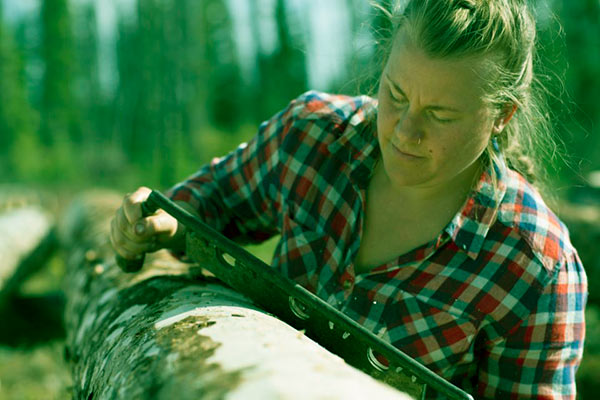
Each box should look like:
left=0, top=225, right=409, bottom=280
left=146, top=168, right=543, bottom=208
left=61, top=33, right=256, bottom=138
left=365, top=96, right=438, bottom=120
left=168, top=91, right=587, bottom=399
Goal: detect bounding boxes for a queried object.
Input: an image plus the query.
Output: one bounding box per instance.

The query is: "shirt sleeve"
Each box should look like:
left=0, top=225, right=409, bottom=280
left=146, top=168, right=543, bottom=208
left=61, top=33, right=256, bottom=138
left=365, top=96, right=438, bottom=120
left=475, top=251, right=587, bottom=399
left=166, top=96, right=301, bottom=244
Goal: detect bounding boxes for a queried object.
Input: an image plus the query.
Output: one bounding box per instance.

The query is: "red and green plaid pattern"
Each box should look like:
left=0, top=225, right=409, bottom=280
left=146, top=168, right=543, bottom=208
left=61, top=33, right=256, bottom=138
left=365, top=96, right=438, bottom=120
left=168, top=91, right=587, bottom=399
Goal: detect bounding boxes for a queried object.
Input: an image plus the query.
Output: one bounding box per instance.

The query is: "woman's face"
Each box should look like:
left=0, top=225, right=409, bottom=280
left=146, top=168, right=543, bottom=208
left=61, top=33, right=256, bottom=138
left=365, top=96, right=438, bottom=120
left=376, top=31, right=499, bottom=191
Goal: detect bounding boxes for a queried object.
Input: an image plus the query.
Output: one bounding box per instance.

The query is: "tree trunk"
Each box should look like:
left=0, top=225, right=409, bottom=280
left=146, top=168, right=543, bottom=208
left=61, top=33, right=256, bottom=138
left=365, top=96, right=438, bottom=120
left=60, top=190, right=413, bottom=400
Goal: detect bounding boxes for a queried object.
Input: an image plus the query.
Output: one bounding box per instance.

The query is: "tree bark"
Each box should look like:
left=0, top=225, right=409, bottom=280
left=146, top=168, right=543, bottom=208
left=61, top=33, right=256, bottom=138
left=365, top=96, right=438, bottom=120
left=60, top=190, right=413, bottom=400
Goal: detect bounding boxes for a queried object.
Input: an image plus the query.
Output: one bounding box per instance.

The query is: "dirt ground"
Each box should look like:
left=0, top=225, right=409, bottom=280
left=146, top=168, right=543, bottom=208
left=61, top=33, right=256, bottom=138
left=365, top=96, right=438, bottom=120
left=0, top=250, right=71, bottom=400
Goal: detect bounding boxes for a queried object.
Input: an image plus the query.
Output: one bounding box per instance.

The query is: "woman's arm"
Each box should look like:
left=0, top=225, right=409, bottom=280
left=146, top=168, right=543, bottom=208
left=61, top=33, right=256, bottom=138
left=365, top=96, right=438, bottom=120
left=166, top=96, right=304, bottom=245
left=110, top=92, right=317, bottom=261
left=476, top=252, right=587, bottom=399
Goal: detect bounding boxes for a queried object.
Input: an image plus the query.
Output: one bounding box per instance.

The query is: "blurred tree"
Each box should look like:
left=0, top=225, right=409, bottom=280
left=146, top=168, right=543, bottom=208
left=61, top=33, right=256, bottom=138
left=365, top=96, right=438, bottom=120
left=0, top=5, right=41, bottom=181
left=524, top=1, right=572, bottom=187
left=115, top=0, right=241, bottom=187
left=201, top=0, right=245, bottom=129
left=40, top=0, right=79, bottom=150
left=344, top=0, right=392, bottom=96
left=250, top=0, right=308, bottom=119
left=114, top=9, right=143, bottom=162
left=157, top=0, right=206, bottom=184
left=72, top=4, right=102, bottom=147
left=559, top=0, right=600, bottom=177
left=115, top=0, right=171, bottom=184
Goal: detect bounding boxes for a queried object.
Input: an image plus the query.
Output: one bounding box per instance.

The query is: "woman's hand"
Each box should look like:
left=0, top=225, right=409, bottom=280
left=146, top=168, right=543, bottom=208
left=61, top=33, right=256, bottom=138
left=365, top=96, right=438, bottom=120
left=110, top=187, right=183, bottom=260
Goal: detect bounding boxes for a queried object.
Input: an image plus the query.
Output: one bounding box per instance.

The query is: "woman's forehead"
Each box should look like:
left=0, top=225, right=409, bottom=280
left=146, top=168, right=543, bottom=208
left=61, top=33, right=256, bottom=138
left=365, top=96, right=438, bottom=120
left=386, top=32, right=490, bottom=110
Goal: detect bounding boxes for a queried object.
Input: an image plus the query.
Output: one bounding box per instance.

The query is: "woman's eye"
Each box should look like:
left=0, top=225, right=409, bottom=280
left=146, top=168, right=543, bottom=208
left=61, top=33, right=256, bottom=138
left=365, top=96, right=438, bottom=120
left=429, top=111, right=454, bottom=124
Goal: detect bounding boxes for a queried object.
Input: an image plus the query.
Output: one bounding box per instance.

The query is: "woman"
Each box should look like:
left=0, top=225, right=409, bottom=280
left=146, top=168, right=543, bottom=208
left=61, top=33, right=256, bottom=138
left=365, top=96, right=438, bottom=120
left=111, top=0, right=587, bottom=398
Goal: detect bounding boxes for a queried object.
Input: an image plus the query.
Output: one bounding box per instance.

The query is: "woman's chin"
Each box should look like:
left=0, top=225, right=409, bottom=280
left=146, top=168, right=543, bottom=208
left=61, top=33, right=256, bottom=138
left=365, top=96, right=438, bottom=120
left=381, top=159, right=433, bottom=188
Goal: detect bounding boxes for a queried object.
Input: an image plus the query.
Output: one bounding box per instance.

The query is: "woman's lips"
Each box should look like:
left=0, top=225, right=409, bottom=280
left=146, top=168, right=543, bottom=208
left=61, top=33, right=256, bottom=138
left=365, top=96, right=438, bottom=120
left=390, top=143, right=424, bottom=159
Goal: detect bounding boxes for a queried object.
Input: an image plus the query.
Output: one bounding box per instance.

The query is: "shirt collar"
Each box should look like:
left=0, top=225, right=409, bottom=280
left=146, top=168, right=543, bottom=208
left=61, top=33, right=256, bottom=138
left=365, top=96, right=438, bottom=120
left=327, top=96, right=379, bottom=187
left=444, top=156, right=508, bottom=260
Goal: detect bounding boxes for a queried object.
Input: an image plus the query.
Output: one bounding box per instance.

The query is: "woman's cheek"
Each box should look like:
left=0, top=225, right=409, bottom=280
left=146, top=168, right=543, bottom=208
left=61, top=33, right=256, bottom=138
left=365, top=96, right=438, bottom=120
left=377, top=109, right=395, bottom=138
left=430, top=132, right=464, bottom=163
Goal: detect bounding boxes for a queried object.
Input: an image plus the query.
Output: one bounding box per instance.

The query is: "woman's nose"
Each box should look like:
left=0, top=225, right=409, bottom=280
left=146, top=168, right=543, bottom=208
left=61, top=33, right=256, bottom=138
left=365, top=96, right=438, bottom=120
left=394, top=109, right=424, bottom=142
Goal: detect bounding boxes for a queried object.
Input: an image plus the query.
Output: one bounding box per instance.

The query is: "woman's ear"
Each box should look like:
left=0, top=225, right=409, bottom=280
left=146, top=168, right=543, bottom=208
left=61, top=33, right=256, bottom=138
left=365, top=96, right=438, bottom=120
left=493, top=103, right=517, bottom=134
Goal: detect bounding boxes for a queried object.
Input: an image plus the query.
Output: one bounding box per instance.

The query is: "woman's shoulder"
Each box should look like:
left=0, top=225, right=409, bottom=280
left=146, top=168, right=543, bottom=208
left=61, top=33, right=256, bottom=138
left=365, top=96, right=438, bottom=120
left=497, top=168, right=580, bottom=274
left=287, top=90, right=377, bottom=123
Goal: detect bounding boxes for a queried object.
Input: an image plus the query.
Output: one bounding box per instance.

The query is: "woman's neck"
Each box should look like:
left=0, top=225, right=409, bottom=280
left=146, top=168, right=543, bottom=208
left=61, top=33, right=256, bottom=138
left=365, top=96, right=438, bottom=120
left=372, top=159, right=482, bottom=215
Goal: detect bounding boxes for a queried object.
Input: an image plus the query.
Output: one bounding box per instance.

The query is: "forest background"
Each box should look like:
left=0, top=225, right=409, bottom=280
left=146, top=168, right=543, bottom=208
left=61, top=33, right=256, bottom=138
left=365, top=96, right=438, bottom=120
left=0, top=0, right=599, bottom=399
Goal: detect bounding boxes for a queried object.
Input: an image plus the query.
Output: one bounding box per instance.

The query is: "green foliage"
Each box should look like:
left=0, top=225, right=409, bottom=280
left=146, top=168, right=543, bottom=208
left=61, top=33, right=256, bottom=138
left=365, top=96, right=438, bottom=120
left=201, top=0, right=246, bottom=128
left=249, top=0, right=308, bottom=118
left=0, top=0, right=596, bottom=191
left=0, top=17, right=40, bottom=181
left=40, top=0, right=79, bottom=148
left=577, top=306, right=600, bottom=398
left=562, top=0, right=600, bottom=183
left=0, top=342, right=72, bottom=399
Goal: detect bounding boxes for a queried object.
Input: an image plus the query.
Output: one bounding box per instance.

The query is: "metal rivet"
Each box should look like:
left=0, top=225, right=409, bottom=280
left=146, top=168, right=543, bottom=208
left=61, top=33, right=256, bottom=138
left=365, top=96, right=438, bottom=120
left=411, top=375, right=417, bottom=383
left=221, top=252, right=236, bottom=267
left=367, top=347, right=389, bottom=371
left=289, top=297, right=310, bottom=320
left=328, top=321, right=334, bottom=330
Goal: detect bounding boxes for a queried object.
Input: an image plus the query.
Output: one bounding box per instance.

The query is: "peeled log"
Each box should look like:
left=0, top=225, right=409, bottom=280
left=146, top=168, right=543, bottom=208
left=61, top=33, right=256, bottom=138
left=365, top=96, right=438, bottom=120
left=0, top=184, right=55, bottom=214
left=0, top=206, right=56, bottom=306
left=61, top=191, right=413, bottom=400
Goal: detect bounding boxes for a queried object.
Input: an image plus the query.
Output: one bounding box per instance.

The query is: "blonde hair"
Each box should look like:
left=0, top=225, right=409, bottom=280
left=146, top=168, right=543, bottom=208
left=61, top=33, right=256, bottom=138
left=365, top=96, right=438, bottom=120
left=372, top=0, right=562, bottom=194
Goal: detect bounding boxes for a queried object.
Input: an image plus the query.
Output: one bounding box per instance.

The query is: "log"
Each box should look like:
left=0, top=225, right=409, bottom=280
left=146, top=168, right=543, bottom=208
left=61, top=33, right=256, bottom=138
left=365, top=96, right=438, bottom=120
left=0, top=206, right=57, bottom=306
left=0, top=184, right=56, bottom=214
left=60, top=191, right=413, bottom=400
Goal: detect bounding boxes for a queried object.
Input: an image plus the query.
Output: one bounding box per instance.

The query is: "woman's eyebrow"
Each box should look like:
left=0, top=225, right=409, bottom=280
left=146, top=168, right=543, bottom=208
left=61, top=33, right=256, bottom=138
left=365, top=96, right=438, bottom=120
left=385, top=73, right=461, bottom=113
left=385, top=73, right=408, bottom=97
